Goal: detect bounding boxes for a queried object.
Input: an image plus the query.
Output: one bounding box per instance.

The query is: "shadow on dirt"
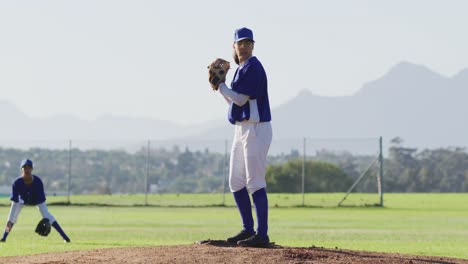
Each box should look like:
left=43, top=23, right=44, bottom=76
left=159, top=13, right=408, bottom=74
left=196, top=239, right=280, bottom=249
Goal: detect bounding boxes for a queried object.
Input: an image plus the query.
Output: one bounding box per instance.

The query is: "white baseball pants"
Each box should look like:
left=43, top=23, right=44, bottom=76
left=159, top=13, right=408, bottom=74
left=7, top=202, right=56, bottom=224
left=229, top=121, right=272, bottom=194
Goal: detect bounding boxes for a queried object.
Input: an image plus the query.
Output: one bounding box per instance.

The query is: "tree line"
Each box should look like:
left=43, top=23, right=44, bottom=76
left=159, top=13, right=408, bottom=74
left=0, top=138, right=466, bottom=194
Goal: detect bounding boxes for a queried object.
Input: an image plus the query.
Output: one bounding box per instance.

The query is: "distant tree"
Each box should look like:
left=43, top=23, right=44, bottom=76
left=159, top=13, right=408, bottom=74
left=266, top=159, right=353, bottom=192
left=177, top=148, right=197, bottom=176
left=1, top=140, right=467, bottom=194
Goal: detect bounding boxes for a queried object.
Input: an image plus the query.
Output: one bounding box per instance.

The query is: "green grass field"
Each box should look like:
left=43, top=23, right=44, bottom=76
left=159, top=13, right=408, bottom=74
left=0, top=193, right=467, bottom=259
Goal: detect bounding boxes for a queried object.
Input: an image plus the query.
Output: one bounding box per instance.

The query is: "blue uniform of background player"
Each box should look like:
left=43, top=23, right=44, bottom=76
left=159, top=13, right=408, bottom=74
left=1, top=159, right=70, bottom=243
left=216, top=27, right=273, bottom=247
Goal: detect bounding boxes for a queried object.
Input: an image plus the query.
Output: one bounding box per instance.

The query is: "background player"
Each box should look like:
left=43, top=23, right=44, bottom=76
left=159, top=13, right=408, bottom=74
left=212, top=27, right=273, bottom=247
left=1, top=159, right=71, bottom=243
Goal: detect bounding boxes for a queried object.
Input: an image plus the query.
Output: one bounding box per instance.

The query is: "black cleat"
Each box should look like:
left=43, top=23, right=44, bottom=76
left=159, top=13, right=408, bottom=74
left=237, top=234, right=270, bottom=248
left=226, top=230, right=255, bottom=244
left=64, top=238, right=71, bottom=243
left=0, top=239, right=5, bottom=242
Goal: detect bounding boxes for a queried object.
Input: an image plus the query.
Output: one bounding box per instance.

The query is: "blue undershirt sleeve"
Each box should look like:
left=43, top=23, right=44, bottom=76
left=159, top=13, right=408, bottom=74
left=10, top=182, right=19, bottom=203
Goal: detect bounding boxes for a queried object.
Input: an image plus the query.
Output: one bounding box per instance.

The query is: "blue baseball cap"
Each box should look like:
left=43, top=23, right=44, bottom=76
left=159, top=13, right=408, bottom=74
left=234, top=27, right=254, bottom=43
left=20, top=159, right=33, bottom=169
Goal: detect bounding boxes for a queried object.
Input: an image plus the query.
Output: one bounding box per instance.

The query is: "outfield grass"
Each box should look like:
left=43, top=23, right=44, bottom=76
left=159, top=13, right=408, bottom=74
left=0, top=193, right=467, bottom=259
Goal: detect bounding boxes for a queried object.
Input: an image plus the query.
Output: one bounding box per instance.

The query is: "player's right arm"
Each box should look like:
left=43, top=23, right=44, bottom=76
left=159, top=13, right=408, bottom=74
left=218, top=62, right=261, bottom=106
left=218, top=83, right=249, bottom=106
left=7, top=181, right=21, bottom=224
left=220, top=91, right=232, bottom=105
left=10, top=180, right=19, bottom=203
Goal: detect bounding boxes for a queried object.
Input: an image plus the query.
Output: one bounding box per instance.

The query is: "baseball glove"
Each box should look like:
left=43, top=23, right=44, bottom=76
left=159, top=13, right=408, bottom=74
left=207, top=58, right=230, bottom=91
left=35, top=218, right=51, bottom=237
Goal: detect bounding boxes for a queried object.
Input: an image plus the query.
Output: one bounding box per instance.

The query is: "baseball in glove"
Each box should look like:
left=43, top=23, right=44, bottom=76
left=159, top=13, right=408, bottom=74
left=35, top=218, right=51, bottom=237
left=207, top=58, right=230, bottom=91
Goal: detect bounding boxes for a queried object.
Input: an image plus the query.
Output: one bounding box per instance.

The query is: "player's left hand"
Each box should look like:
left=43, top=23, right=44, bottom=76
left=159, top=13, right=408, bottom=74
left=207, top=58, right=230, bottom=91
left=35, top=218, right=51, bottom=237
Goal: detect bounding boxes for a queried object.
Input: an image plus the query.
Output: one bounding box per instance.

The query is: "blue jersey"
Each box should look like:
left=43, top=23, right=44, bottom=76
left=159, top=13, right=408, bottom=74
left=10, top=175, right=46, bottom=205
left=228, top=56, right=271, bottom=124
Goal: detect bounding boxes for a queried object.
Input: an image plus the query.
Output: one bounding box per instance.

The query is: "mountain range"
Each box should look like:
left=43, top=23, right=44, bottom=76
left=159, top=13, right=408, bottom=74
left=193, top=61, right=468, bottom=151
left=1, top=61, right=467, bottom=152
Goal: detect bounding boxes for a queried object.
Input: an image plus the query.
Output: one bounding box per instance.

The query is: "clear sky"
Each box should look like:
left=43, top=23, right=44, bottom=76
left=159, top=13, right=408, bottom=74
left=0, top=0, right=467, bottom=124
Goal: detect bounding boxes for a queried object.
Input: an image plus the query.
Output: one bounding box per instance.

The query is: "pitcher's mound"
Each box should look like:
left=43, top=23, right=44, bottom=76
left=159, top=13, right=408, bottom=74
left=3, top=242, right=467, bottom=264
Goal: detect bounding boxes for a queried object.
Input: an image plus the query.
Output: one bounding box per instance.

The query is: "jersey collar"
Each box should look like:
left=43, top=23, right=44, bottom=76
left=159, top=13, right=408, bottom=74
left=239, top=56, right=253, bottom=69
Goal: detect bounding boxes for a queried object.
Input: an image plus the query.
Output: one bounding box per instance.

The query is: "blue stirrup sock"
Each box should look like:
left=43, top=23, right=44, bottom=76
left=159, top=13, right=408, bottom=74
left=1, top=223, right=13, bottom=241
left=1, top=230, right=9, bottom=241
left=52, top=221, right=70, bottom=241
left=252, top=188, right=268, bottom=239
left=233, top=187, right=254, bottom=234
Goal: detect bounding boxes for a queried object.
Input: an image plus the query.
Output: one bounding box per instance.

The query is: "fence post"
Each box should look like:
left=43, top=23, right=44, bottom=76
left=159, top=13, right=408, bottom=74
left=302, top=137, right=306, bottom=207
left=145, top=140, right=150, bottom=206
left=67, top=139, right=72, bottom=204
left=378, top=136, right=384, bottom=207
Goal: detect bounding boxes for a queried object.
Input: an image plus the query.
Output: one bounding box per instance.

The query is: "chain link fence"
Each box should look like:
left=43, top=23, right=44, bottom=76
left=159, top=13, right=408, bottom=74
left=0, top=137, right=383, bottom=207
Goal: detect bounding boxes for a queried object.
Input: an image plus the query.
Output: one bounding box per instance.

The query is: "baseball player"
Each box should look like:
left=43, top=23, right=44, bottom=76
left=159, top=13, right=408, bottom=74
left=209, top=27, right=272, bottom=247
left=0, top=159, right=71, bottom=243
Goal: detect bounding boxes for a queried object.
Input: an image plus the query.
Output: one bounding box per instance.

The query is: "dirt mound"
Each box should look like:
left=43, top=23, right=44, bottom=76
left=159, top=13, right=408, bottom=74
left=1, top=241, right=467, bottom=264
